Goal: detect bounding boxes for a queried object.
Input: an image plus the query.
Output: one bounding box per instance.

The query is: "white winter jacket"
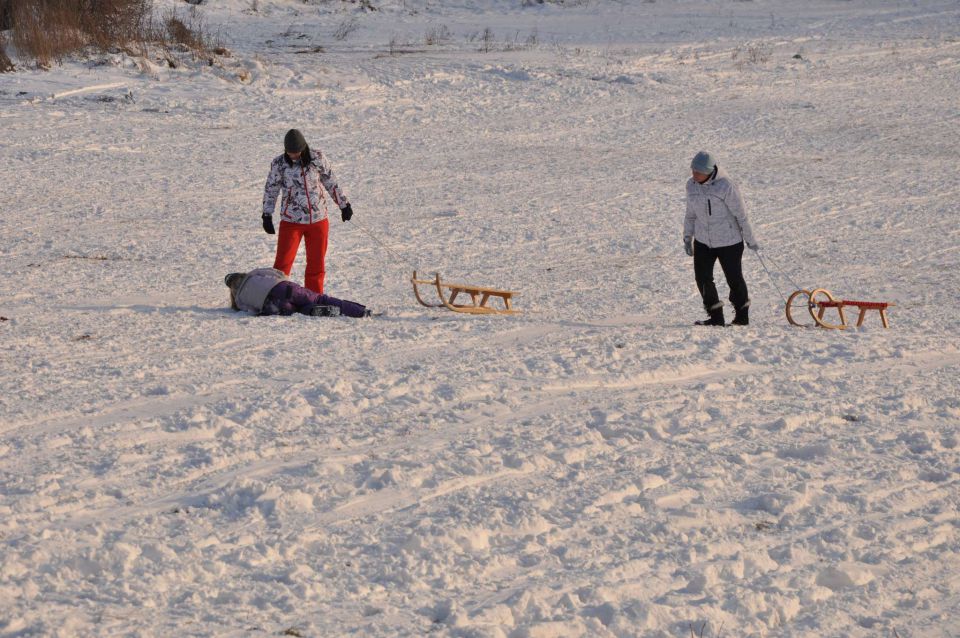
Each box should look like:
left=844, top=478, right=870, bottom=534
left=683, top=168, right=756, bottom=249
left=234, top=268, right=287, bottom=314
left=262, top=149, right=349, bottom=224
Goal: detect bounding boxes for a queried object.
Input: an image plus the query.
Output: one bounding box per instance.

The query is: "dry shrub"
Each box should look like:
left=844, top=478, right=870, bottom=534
left=732, top=42, right=773, bottom=70
left=7, top=0, right=215, bottom=68
left=11, top=0, right=81, bottom=66
left=1, top=0, right=12, bottom=30
left=163, top=6, right=216, bottom=56
left=0, top=33, right=13, bottom=72
left=424, top=24, right=451, bottom=46
left=10, top=0, right=151, bottom=66
left=167, top=17, right=194, bottom=46
left=86, top=0, right=153, bottom=50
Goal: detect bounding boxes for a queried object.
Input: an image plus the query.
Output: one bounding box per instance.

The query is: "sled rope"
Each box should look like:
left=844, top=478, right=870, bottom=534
left=351, top=218, right=421, bottom=272
left=762, top=252, right=805, bottom=294
left=755, top=251, right=788, bottom=305
left=755, top=250, right=804, bottom=306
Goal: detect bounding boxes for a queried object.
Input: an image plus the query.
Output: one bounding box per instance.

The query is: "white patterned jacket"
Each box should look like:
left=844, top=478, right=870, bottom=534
left=262, top=148, right=349, bottom=224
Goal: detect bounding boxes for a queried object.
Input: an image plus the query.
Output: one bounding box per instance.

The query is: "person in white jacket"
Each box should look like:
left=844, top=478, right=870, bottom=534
left=683, top=151, right=759, bottom=326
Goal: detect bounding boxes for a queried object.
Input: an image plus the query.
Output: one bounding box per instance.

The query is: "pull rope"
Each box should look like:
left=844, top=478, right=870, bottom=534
left=755, top=251, right=788, bottom=305
left=754, top=250, right=806, bottom=306
left=350, top=218, right=422, bottom=273
left=760, top=251, right=805, bottom=292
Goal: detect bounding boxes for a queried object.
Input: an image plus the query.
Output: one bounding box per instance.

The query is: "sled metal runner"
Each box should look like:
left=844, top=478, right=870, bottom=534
left=411, top=271, right=519, bottom=315
left=785, top=288, right=894, bottom=330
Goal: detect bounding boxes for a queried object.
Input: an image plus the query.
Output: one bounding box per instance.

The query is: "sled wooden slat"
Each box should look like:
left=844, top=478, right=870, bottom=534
left=411, top=271, right=519, bottom=315
left=785, top=288, right=894, bottom=330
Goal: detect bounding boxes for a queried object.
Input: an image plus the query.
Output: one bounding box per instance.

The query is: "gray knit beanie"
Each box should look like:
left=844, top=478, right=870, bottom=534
left=691, top=151, right=717, bottom=174
left=284, top=129, right=307, bottom=153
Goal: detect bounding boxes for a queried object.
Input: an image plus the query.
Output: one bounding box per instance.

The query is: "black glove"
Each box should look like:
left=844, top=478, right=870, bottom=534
left=262, top=214, right=275, bottom=235
left=340, top=204, right=353, bottom=222
left=683, top=236, right=693, bottom=257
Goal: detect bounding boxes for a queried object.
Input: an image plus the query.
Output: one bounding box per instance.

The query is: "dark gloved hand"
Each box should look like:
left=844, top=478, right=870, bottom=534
left=340, top=204, right=353, bottom=222
left=262, top=214, right=275, bottom=235
left=746, top=240, right=760, bottom=251
left=683, top=236, right=693, bottom=257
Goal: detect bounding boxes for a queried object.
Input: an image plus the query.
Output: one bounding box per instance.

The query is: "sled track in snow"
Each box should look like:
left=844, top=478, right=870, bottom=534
left=6, top=345, right=957, bottom=552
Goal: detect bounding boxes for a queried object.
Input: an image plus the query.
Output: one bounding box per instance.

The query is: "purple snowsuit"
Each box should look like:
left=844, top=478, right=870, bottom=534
left=229, top=268, right=368, bottom=318
left=262, top=281, right=368, bottom=318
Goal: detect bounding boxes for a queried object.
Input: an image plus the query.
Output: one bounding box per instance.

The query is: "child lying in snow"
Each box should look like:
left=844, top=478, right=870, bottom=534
left=224, top=268, right=370, bottom=318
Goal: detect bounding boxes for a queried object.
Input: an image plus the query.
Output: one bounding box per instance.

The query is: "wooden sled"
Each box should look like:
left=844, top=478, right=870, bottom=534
left=411, top=271, right=519, bottom=315
left=786, top=288, right=894, bottom=330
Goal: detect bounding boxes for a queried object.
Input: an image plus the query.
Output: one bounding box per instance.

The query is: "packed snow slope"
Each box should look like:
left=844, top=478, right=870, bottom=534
left=1, top=1, right=959, bottom=636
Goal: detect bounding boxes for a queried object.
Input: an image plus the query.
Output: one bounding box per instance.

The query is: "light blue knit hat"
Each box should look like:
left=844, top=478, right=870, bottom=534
left=691, top=151, right=717, bottom=174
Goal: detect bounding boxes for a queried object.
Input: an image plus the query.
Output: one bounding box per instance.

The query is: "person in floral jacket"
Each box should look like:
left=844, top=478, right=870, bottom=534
left=262, top=129, right=355, bottom=294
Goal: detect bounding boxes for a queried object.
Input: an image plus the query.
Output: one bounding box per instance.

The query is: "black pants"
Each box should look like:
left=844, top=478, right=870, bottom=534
left=693, top=240, right=749, bottom=312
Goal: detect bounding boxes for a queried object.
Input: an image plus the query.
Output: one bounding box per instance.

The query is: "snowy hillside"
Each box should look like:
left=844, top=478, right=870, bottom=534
left=1, top=0, right=959, bottom=636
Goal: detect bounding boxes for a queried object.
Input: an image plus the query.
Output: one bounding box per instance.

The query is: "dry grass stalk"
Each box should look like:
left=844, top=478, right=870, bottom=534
left=0, top=31, right=14, bottom=72
left=6, top=0, right=214, bottom=68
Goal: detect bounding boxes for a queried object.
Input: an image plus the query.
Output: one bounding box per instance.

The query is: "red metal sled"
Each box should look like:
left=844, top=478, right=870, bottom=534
left=786, top=288, right=894, bottom=329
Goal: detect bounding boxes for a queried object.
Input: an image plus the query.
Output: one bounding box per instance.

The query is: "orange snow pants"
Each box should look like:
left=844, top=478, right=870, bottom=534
left=273, top=219, right=329, bottom=294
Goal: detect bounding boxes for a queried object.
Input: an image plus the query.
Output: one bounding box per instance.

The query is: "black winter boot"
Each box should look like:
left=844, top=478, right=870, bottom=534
left=695, top=307, right=725, bottom=326
left=731, top=305, right=749, bottom=326
left=309, top=305, right=341, bottom=317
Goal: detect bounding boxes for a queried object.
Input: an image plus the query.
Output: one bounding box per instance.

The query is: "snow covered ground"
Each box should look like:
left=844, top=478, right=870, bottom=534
left=1, top=0, right=959, bottom=636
